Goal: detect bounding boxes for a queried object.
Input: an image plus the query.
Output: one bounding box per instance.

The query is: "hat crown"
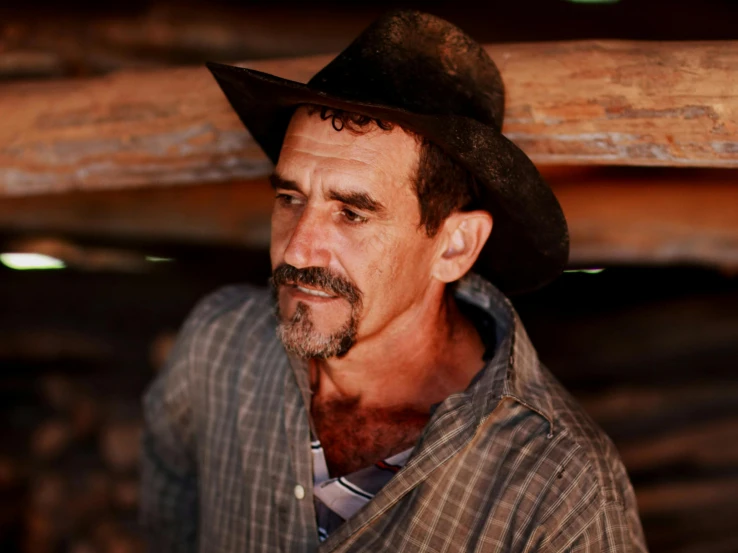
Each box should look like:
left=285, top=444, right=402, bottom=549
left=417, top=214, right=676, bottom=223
left=308, top=10, right=505, bottom=131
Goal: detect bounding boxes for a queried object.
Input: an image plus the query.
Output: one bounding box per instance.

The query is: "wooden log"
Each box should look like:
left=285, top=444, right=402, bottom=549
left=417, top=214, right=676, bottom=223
left=644, top=507, right=738, bottom=553
left=4, top=2, right=738, bottom=81
left=111, top=478, right=139, bottom=511
left=67, top=472, right=112, bottom=523
left=39, top=373, right=80, bottom=412
left=533, top=290, right=738, bottom=382
left=29, top=472, right=66, bottom=512
left=149, top=331, right=177, bottom=372
left=23, top=508, right=58, bottom=553
left=0, top=167, right=736, bottom=268
left=0, top=6, right=369, bottom=79
left=100, top=423, right=142, bottom=473
left=0, top=179, right=274, bottom=248
left=617, top=417, right=738, bottom=472
left=0, top=50, right=67, bottom=79
left=1, top=40, right=737, bottom=197
left=70, top=396, right=100, bottom=440
left=550, top=167, right=738, bottom=268
left=0, top=329, right=108, bottom=361
left=636, top=477, right=738, bottom=516
left=578, top=383, right=738, bottom=425
left=576, top=383, right=738, bottom=454
left=0, top=456, right=20, bottom=491
left=69, top=542, right=97, bottom=553
left=30, top=420, right=73, bottom=460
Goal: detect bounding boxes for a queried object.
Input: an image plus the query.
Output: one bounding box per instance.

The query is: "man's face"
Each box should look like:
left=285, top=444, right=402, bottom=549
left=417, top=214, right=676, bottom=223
left=270, top=107, right=443, bottom=359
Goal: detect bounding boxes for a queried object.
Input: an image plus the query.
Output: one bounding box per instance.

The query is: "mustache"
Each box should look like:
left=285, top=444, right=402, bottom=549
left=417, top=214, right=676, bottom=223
left=271, top=264, right=362, bottom=305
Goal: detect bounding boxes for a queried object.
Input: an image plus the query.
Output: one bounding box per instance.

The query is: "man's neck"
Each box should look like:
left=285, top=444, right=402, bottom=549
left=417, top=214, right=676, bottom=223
left=308, top=287, right=487, bottom=414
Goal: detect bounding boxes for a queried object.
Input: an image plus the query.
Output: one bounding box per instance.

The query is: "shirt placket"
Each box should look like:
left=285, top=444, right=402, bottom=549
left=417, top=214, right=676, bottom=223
left=283, top=359, right=320, bottom=553
left=317, top=397, right=480, bottom=553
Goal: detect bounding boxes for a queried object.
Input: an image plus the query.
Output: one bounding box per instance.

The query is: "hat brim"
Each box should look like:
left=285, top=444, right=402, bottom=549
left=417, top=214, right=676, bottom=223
left=206, top=61, right=569, bottom=294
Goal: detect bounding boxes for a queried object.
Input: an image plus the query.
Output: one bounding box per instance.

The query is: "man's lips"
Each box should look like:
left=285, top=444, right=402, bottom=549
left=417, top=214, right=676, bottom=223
left=284, top=283, right=338, bottom=299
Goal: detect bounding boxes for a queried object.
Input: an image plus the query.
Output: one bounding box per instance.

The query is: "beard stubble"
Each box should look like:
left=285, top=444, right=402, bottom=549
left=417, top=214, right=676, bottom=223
left=270, top=264, right=363, bottom=359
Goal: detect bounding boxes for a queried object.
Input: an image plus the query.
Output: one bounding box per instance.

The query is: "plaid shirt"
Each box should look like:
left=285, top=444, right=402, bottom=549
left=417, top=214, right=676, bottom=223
left=140, top=273, right=647, bottom=553
left=312, top=438, right=414, bottom=540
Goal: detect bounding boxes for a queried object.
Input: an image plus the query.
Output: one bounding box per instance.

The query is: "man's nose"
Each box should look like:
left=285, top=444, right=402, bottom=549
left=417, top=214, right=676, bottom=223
left=282, top=208, right=331, bottom=269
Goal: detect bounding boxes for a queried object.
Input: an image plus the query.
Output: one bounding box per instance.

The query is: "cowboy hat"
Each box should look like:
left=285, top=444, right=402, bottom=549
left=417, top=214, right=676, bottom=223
left=206, top=9, right=569, bottom=294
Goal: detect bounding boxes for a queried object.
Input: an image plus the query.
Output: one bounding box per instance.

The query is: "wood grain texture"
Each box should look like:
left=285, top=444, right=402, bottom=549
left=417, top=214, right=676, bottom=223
left=0, top=6, right=369, bottom=79
left=548, top=167, right=738, bottom=268
left=495, top=41, right=738, bottom=167
left=1, top=40, right=737, bottom=196
left=635, top=477, right=738, bottom=516
left=1, top=167, right=736, bottom=268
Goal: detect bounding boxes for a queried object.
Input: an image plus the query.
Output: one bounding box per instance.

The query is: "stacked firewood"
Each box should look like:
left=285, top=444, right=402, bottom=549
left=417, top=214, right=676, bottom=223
left=5, top=373, right=145, bottom=553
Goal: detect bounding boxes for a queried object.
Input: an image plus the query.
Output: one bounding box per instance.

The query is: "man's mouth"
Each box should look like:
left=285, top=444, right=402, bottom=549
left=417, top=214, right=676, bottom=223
left=291, top=284, right=336, bottom=299
left=271, top=265, right=360, bottom=308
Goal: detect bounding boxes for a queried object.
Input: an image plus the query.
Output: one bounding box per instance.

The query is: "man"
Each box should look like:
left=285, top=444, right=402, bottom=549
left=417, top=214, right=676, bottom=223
left=140, top=10, right=647, bottom=553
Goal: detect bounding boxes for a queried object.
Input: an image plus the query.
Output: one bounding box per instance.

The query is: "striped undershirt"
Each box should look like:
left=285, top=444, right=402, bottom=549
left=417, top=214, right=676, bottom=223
left=311, top=439, right=413, bottom=541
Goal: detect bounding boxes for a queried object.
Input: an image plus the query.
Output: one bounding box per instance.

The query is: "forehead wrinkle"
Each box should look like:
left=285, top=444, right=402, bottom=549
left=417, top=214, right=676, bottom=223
left=342, top=135, right=419, bottom=194
left=280, top=145, right=405, bottom=199
left=318, top=167, right=386, bottom=207
left=282, top=134, right=393, bottom=170
left=285, top=126, right=417, bottom=166
left=281, top=125, right=419, bottom=198
left=280, top=144, right=375, bottom=172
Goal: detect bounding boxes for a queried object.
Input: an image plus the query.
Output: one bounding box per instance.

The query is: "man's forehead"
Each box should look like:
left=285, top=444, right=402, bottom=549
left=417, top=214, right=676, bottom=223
left=276, top=107, right=420, bottom=194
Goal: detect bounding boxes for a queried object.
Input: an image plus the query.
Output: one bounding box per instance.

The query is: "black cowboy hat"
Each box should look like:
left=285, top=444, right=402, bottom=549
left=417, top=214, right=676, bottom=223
left=206, top=10, right=569, bottom=294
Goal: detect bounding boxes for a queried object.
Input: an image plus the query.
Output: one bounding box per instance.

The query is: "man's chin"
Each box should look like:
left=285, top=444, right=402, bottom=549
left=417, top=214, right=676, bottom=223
left=277, top=328, right=356, bottom=360
left=276, top=302, right=357, bottom=360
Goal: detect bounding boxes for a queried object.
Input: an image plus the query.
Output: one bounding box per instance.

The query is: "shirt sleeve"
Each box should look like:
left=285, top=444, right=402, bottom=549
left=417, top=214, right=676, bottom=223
left=139, top=294, right=214, bottom=553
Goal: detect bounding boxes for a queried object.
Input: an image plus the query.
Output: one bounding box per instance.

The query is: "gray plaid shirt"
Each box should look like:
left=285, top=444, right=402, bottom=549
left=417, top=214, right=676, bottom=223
left=140, top=273, right=647, bottom=553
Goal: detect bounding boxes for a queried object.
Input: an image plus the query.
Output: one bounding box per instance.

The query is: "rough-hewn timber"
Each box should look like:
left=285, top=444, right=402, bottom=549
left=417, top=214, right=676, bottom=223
left=1, top=41, right=737, bottom=196
left=1, top=168, right=736, bottom=269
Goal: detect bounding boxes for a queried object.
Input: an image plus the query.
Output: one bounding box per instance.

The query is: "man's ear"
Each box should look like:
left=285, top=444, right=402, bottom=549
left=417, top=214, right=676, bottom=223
left=432, top=210, right=493, bottom=283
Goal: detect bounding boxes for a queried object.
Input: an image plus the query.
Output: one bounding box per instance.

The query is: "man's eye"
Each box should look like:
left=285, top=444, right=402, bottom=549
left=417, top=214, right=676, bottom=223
left=341, top=209, right=368, bottom=224
left=276, top=193, right=302, bottom=206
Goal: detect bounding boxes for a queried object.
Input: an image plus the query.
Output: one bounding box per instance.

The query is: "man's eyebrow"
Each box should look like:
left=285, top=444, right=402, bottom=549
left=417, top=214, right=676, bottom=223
left=269, top=173, right=302, bottom=193
left=270, top=173, right=385, bottom=214
left=328, top=189, right=386, bottom=214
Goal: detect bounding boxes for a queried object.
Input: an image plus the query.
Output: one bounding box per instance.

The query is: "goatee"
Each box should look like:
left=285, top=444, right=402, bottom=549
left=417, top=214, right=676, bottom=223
left=270, top=264, right=363, bottom=359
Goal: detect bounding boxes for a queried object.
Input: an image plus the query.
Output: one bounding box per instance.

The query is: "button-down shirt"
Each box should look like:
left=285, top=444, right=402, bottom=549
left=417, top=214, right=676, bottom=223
left=312, top=437, right=413, bottom=541
left=140, top=273, right=648, bottom=553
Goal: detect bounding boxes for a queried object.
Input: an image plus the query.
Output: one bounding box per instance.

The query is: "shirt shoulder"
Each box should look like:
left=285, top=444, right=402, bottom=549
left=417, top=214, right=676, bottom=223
left=162, top=284, right=282, bottom=397
left=183, top=283, right=273, bottom=330
left=540, top=365, right=631, bottom=503
left=178, top=284, right=275, bottom=348
left=147, top=283, right=276, bottom=394
left=531, top=365, right=646, bottom=550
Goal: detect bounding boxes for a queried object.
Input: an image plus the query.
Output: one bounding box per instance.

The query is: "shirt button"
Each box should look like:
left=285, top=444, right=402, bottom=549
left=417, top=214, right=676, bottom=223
left=294, top=485, right=306, bottom=500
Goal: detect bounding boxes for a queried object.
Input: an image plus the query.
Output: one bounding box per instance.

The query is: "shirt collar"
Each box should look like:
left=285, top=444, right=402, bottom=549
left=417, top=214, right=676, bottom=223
left=285, top=272, right=555, bottom=434
left=453, top=272, right=555, bottom=434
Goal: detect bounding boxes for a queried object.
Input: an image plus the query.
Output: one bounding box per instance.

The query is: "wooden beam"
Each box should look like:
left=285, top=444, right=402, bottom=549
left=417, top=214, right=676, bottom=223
left=550, top=167, right=738, bottom=268
left=636, top=477, right=738, bottom=516
left=0, top=179, right=275, bottom=248
left=0, top=6, right=370, bottom=79
left=617, top=417, right=738, bottom=473
left=0, top=167, right=736, bottom=269
left=577, top=383, right=738, bottom=430
left=1, top=40, right=737, bottom=197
